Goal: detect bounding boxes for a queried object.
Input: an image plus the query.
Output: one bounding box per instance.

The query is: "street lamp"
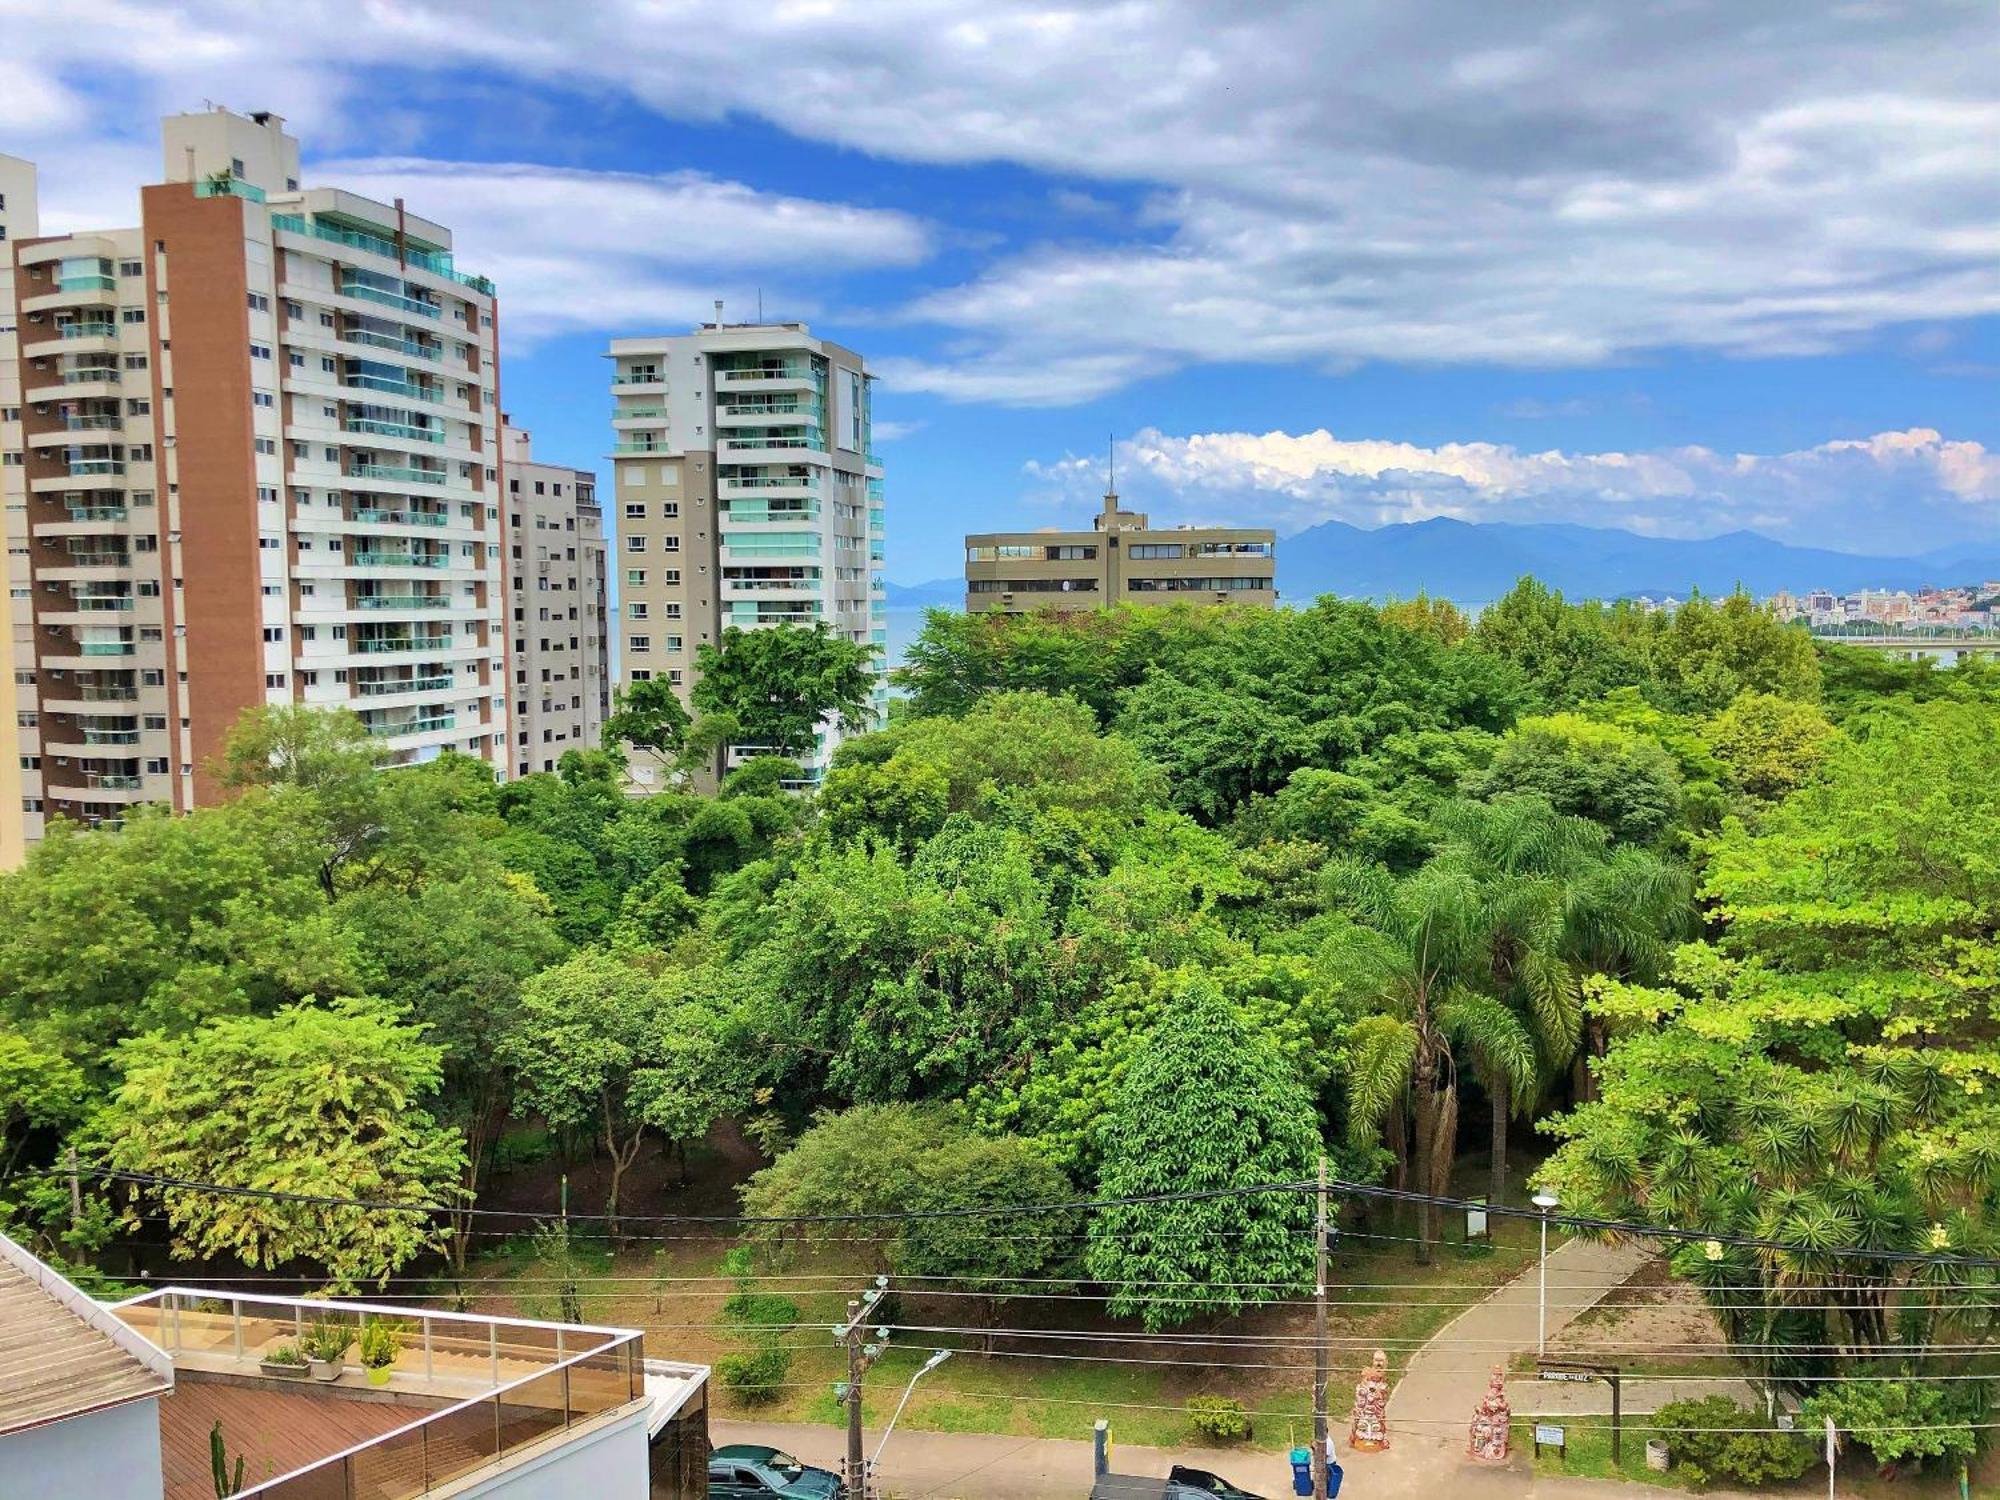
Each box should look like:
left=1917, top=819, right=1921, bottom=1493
left=1532, top=1191, right=1560, bottom=1356
left=870, top=1349, right=953, bottom=1486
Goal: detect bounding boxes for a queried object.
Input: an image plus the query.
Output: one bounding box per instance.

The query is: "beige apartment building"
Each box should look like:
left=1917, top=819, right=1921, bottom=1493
left=607, top=319, right=885, bottom=784
left=965, top=488, right=1277, bottom=613
left=4, top=107, right=512, bottom=832
left=0, top=153, right=37, bottom=863
left=503, top=417, right=609, bottom=775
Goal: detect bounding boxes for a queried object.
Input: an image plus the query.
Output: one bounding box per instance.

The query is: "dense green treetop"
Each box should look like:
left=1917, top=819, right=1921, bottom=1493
left=692, top=622, right=877, bottom=759
left=101, top=998, right=464, bottom=1287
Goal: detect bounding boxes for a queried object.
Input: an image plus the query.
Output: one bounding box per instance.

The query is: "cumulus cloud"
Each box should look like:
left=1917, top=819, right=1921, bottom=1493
left=1025, top=427, right=2000, bottom=553
left=6, top=1, right=2000, bottom=393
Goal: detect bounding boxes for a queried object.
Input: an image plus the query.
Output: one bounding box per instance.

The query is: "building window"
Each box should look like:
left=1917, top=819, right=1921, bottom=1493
left=625, top=503, right=646, bottom=519
left=628, top=602, right=648, bottom=620
left=626, top=536, right=646, bottom=552
left=626, top=569, right=646, bottom=587
left=629, top=635, right=650, bottom=653
left=662, top=535, right=680, bottom=553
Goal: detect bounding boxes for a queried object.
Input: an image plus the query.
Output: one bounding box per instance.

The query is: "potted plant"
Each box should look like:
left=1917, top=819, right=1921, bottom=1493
left=304, top=1321, right=350, bottom=1383
left=258, top=1342, right=308, bottom=1380
left=358, top=1319, right=405, bottom=1387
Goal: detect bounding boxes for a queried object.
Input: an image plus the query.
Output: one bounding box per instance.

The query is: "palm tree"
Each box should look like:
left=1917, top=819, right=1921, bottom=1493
left=1335, top=797, right=1692, bottom=1258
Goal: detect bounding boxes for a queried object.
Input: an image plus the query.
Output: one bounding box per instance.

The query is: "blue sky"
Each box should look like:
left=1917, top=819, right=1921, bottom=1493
left=8, top=1, right=2000, bottom=580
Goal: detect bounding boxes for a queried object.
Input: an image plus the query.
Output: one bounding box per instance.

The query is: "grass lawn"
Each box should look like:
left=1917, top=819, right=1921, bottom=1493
left=442, top=1186, right=1544, bottom=1451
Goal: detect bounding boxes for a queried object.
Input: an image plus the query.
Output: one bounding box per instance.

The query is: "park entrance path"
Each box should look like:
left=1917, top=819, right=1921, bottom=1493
left=1382, top=1234, right=1754, bottom=1435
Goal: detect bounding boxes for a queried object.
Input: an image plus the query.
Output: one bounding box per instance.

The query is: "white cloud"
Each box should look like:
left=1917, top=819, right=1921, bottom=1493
left=5, top=1, right=2000, bottom=393
left=315, top=159, right=931, bottom=342
left=1024, top=426, right=2000, bottom=553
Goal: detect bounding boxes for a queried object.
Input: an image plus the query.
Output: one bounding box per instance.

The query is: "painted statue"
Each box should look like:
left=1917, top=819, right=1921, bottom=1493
left=1467, top=1364, right=1511, bottom=1463
left=1348, top=1349, right=1390, bottom=1452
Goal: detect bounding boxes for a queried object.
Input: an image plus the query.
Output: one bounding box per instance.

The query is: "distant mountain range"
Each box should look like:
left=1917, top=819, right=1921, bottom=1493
left=885, top=519, right=2000, bottom=611
left=1276, top=518, right=2000, bottom=602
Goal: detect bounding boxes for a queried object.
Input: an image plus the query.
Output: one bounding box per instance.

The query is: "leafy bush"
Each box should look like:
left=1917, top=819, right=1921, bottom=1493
left=1802, top=1380, right=1984, bottom=1470
left=358, top=1319, right=406, bottom=1371
left=717, top=1343, right=791, bottom=1404
left=263, top=1342, right=305, bottom=1367
left=1656, top=1397, right=1811, bottom=1488
left=1186, top=1396, right=1251, bottom=1443
left=720, top=1291, right=801, bottom=1329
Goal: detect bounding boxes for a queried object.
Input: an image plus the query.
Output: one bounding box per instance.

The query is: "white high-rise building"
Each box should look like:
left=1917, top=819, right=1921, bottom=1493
left=5, top=107, right=511, bottom=829
left=606, top=320, right=885, bottom=784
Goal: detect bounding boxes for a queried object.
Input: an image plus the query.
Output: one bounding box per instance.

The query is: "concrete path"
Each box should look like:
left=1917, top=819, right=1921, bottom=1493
left=1383, top=1236, right=1754, bottom=1437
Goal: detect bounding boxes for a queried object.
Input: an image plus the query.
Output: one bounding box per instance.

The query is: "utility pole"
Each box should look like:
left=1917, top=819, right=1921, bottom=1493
left=834, top=1278, right=889, bottom=1500
left=1312, top=1155, right=1330, bottom=1500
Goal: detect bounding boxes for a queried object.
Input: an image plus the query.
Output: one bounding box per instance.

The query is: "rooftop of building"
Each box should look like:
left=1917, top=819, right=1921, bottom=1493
left=102, top=1284, right=699, bottom=1500
left=0, top=1235, right=173, bottom=1438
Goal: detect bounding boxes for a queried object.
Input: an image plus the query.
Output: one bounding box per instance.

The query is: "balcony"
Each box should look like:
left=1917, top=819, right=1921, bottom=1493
left=611, top=442, right=664, bottom=455
left=351, top=463, right=447, bottom=485
left=352, top=507, right=450, bottom=527
left=356, top=674, right=453, bottom=696
left=341, top=277, right=442, bottom=319
left=345, top=327, right=442, bottom=361
left=106, top=1288, right=661, bottom=1500
left=63, top=504, right=129, bottom=522
left=346, top=417, right=444, bottom=443
left=356, top=594, right=452, bottom=611
left=717, top=364, right=816, bottom=383
left=347, top=373, right=442, bottom=401
left=66, top=459, right=125, bottom=478
left=80, top=728, right=142, bottom=745
left=59, top=319, right=119, bottom=340
left=272, top=213, right=494, bottom=293
left=59, top=414, right=123, bottom=434
left=57, top=274, right=117, bottom=294
left=58, top=367, right=121, bottom=386
left=351, top=550, right=448, bottom=569
left=356, top=633, right=453, bottom=653
left=193, top=176, right=267, bottom=203
left=365, top=712, right=457, bottom=736
left=80, top=771, right=143, bottom=790
left=611, top=372, right=664, bottom=386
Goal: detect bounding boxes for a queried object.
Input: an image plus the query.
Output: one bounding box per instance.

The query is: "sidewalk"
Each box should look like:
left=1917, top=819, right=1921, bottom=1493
left=713, top=1417, right=1703, bottom=1500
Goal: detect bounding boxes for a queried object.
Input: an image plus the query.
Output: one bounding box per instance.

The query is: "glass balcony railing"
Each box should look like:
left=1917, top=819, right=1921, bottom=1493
left=356, top=674, right=453, bottom=696
left=77, top=685, right=138, bottom=702
left=718, top=365, right=815, bottom=382
left=81, top=728, right=142, bottom=744
left=61, top=415, right=122, bottom=433
left=345, top=328, right=442, bottom=361
left=351, top=464, right=447, bottom=485
left=59, top=321, right=117, bottom=339
left=57, top=368, right=120, bottom=385
left=57, top=275, right=117, bottom=293
left=346, top=418, right=444, bottom=443
left=63, top=505, right=127, bottom=521
left=611, top=372, right=663, bottom=385
left=613, top=406, right=666, bottom=420
left=353, top=508, right=450, bottom=527
left=82, top=771, right=144, bottom=789
left=347, top=374, right=441, bottom=400
left=64, top=552, right=132, bottom=568
left=351, top=551, right=448, bottom=568
left=365, top=713, right=456, bottom=736
left=193, top=176, right=266, bottom=203
left=271, top=214, right=494, bottom=293
left=611, top=442, right=663, bottom=455
left=356, top=635, right=452, bottom=653
left=71, top=597, right=134, bottom=612
left=342, top=281, right=443, bottom=319
left=78, top=642, right=136, bottom=656
left=67, top=460, right=125, bottom=477
left=357, top=594, right=451, bottom=610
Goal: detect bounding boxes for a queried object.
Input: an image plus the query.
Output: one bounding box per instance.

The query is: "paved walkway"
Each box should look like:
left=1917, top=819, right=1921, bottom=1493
left=1385, top=1236, right=1755, bottom=1435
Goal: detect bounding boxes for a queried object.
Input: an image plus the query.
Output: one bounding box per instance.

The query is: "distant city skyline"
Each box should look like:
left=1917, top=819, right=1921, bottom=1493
left=5, top=2, right=1999, bottom=579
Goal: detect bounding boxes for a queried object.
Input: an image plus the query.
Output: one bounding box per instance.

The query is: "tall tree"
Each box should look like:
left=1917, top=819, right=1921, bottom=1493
left=1085, top=978, right=1319, bottom=1328
left=101, top=999, right=465, bottom=1287
left=602, top=677, right=693, bottom=780
left=692, top=623, right=877, bottom=762
left=500, top=951, right=739, bottom=1229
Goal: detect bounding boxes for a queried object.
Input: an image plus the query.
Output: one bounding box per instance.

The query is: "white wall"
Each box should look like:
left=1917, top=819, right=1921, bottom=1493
left=0, top=1397, right=164, bottom=1500
left=467, top=1405, right=651, bottom=1500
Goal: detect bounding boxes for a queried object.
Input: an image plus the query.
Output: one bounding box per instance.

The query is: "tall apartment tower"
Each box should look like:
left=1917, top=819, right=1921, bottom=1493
left=501, top=417, right=609, bottom=775
left=606, top=320, right=885, bottom=783
left=5, top=107, right=509, bottom=831
left=0, top=154, right=39, bottom=863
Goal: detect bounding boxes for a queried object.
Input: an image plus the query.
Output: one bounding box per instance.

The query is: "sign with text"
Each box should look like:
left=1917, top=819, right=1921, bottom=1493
left=1534, top=1424, right=1566, bottom=1449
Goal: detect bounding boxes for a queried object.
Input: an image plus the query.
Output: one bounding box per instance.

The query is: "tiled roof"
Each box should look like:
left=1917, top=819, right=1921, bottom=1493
left=0, top=1248, right=171, bottom=1435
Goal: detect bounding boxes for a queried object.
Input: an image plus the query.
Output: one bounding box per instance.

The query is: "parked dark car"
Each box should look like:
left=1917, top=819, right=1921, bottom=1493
left=1092, top=1467, right=1266, bottom=1500
left=708, top=1443, right=845, bottom=1500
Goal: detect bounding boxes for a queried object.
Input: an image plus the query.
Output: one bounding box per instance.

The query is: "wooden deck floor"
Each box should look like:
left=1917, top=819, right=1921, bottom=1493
left=158, top=1379, right=429, bottom=1500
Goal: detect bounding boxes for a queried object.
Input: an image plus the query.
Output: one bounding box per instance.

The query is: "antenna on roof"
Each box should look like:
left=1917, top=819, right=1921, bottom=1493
left=757, top=287, right=764, bottom=323
left=1107, top=433, right=1116, bottom=500
left=713, top=298, right=724, bottom=328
